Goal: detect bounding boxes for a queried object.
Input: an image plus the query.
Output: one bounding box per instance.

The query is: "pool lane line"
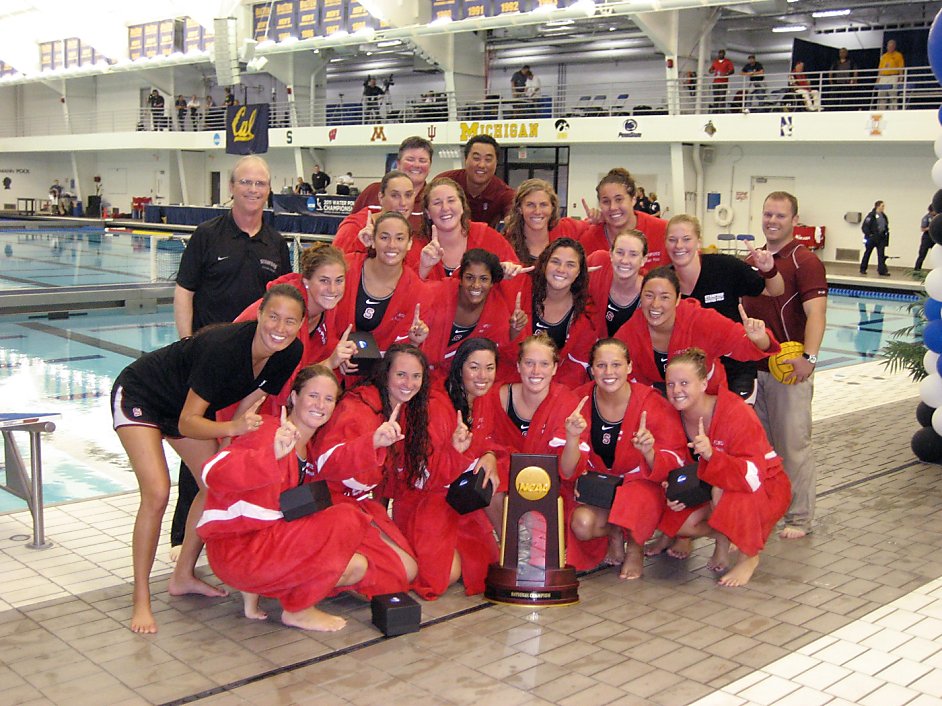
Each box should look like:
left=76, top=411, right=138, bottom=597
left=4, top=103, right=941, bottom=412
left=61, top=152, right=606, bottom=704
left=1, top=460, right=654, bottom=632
left=157, top=602, right=494, bottom=706
left=0, top=273, right=52, bottom=287
left=18, top=321, right=146, bottom=359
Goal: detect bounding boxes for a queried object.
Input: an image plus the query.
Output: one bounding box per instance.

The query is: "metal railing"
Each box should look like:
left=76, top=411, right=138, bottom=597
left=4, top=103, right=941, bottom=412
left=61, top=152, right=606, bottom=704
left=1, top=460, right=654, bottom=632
left=0, top=65, right=936, bottom=139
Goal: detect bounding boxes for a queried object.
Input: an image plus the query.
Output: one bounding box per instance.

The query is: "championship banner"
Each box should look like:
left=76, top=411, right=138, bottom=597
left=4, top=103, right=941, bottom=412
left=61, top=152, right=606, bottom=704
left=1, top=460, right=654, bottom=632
left=226, top=104, right=270, bottom=155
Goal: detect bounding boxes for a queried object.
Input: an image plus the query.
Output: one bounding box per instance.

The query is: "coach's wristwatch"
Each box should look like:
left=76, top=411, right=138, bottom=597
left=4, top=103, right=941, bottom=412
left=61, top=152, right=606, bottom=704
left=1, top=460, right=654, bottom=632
left=802, top=353, right=817, bottom=365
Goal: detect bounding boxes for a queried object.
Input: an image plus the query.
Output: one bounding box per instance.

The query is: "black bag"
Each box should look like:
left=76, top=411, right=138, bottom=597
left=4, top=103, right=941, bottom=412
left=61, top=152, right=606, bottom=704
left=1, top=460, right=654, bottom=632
left=666, top=463, right=712, bottom=507
left=446, top=468, right=493, bottom=515
left=279, top=480, right=332, bottom=521
left=575, top=472, right=623, bottom=509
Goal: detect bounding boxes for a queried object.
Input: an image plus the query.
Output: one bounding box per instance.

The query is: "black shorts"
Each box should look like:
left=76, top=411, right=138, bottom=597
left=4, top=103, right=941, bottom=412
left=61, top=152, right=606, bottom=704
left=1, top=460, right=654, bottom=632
left=111, top=375, right=181, bottom=438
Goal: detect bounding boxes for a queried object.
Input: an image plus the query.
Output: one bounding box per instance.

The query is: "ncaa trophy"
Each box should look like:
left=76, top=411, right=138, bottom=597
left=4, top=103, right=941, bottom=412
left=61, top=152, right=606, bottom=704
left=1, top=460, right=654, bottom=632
left=484, top=453, right=579, bottom=606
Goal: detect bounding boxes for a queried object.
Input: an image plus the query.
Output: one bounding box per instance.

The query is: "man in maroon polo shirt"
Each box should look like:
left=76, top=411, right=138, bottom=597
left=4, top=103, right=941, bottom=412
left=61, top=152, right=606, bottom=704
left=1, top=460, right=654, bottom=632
left=434, top=134, right=514, bottom=229
left=742, top=191, right=827, bottom=541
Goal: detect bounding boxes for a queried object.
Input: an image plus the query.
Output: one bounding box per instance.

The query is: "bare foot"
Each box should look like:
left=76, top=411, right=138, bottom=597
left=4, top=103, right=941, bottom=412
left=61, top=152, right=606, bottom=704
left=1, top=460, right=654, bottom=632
left=644, top=532, right=672, bottom=557
left=167, top=574, right=229, bottom=598
left=130, top=600, right=158, bottom=634
left=243, top=593, right=268, bottom=620
left=168, top=545, right=182, bottom=563
left=667, top=537, right=692, bottom=559
left=779, top=526, right=807, bottom=540
left=282, top=606, right=347, bottom=632
left=604, top=531, right=627, bottom=566
left=707, top=540, right=730, bottom=573
left=618, top=542, right=643, bottom=580
left=719, top=554, right=760, bottom=587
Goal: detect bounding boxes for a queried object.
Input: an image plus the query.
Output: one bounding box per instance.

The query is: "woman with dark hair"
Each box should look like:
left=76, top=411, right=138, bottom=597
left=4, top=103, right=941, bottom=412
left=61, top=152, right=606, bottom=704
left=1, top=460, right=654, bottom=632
left=503, top=179, right=587, bottom=266
left=332, top=170, right=422, bottom=266
left=198, top=365, right=416, bottom=631
left=664, top=348, right=791, bottom=586
left=503, top=237, right=599, bottom=388
left=443, top=337, right=511, bottom=531
left=476, top=333, right=591, bottom=571
left=577, top=168, right=668, bottom=268
left=568, top=339, right=689, bottom=578
left=235, top=243, right=355, bottom=410
left=332, top=212, right=430, bottom=374
left=615, top=266, right=779, bottom=395
left=587, top=229, right=647, bottom=337
left=111, top=284, right=305, bottom=633
left=418, top=177, right=518, bottom=281
left=664, top=214, right=783, bottom=402
left=422, top=248, right=525, bottom=379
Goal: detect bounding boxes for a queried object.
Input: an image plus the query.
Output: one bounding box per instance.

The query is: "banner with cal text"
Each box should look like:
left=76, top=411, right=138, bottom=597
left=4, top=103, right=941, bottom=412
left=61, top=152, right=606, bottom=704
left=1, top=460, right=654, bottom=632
left=226, top=103, right=269, bottom=155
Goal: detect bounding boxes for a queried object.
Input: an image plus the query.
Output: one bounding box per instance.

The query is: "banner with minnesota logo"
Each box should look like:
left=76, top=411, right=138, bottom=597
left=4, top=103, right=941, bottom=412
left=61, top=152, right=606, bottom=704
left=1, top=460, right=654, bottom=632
left=226, top=103, right=270, bottom=155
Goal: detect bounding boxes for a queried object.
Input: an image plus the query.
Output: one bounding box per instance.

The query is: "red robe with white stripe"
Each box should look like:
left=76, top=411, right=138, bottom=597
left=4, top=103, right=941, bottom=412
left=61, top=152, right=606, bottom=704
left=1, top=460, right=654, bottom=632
left=566, top=382, right=690, bottom=570
left=699, top=387, right=792, bottom=556
left=390, top=390, right=499, bottom=600
left=615, top=298, right=780, bottom=394
left=197, top=417, right=411, bottom=611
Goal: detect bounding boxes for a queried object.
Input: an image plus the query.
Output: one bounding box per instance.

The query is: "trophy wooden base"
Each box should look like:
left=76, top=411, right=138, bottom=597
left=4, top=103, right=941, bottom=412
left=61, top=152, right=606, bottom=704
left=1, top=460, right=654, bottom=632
left=484, top=564, right=579, bottom=607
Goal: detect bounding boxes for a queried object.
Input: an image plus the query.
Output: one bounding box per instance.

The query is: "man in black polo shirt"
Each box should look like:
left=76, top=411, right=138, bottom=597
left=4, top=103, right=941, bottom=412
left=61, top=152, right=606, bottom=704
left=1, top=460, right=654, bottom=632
left=169, top=154, right=291, bottom=557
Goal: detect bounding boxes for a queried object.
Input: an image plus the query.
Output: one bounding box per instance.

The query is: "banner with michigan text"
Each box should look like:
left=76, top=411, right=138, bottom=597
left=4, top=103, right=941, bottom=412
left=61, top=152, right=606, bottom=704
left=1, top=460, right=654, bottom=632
left=226, top=103, right=269, bottom=155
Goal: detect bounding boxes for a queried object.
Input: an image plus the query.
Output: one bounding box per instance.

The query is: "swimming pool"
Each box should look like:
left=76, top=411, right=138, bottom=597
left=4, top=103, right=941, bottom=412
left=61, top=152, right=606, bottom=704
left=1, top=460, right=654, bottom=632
left=0, top=291, right=922, bottom=512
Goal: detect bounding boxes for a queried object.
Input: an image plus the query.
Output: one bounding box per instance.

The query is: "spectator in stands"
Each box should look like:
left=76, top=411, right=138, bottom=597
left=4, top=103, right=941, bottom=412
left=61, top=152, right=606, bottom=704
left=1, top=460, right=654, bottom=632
left=648, top=192, right=661, bottom=218
left=636, top=187, right=653, bottom=215
left=311, top=164, right=331, bottom=194
left=175, top=95, right=187, bottom=129
left=224, top=87, right=236, bottom=108
left=353, top=136, right=433, bottom=234
left=147, top=89, right=166, bottom=131
left=205, top=96, right=223, bottom=130
left=741, top=54, right=765, bottom=111
left=362, top=77, right=387, bottom=123
left=434, top=135, right=515, bottom=229
left=336, top=171, right=355, bottom=195
left=828, top=48, right=858, bottom=110
left=511, top=65, right=529, bottom=98
left=789, top=62, right=822, bottom=112
left=709, top=50, right=734, bottom=112
left=876, top=39, right=904, bottom=110
left=295, top=177, right=314, bottom=196
left=187, top=95, right=201, bottom=130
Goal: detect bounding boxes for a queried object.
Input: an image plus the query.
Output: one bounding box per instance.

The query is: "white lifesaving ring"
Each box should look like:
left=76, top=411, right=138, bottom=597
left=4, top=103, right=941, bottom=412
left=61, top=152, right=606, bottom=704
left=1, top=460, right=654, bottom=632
left=714, top=204, right=733, bottom=227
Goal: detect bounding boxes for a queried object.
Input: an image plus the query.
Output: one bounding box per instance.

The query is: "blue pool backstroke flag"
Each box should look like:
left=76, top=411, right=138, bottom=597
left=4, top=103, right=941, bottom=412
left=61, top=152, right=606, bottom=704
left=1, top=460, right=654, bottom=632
left=226, top=103, right=269, bottom=155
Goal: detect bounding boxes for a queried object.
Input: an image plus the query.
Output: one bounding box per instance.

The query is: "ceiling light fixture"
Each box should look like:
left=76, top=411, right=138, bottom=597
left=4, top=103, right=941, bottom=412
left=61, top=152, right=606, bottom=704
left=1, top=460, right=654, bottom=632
left=772, top=25, right=807, bottom=32
left=811, top=8, right=851, bottom=18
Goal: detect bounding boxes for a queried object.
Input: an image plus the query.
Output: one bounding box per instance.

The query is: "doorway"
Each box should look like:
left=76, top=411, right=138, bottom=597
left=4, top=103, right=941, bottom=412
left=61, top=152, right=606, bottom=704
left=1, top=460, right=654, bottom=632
left=210, top=171, right=221, bottom=206
left=502, top=147, right=570, bottom=216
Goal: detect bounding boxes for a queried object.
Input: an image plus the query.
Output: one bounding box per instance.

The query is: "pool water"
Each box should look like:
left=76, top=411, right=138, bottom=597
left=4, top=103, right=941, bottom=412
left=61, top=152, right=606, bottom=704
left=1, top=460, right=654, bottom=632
left=0, top=292, right=922, bottom=512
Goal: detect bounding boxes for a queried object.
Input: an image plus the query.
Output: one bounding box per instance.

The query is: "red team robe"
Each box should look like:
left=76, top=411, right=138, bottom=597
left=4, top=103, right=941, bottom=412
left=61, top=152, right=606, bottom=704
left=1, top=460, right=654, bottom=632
left=351, top=181, right=427, bottom=235
left=333, top=253, right=431, bottom=355
left=197, top=418, right=412, bottom=611
left=566, top=382, right=690, bottom=570
left=615, top=298, right=780, bottom=393
left=577, top=210, right=668, bottom=271
left=697, top=387, right=792, bottom=556
left=390, top=390, right=499, bottom=600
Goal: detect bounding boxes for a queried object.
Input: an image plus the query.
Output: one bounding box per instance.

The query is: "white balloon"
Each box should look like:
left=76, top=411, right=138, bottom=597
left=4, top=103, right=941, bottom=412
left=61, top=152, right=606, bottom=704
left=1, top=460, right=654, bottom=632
left=921, top=374, right=942, bottom=408
left=928, top=268, right=942, bottom=301
left=934, top=160, right=942, bottom=188
left=929, top=244, right=942, bottom=270
left=935, top=133, right=942, bottom=159
left=925, top=350, right=940, bottom=376
left=932, top=407, right=942, bottom=436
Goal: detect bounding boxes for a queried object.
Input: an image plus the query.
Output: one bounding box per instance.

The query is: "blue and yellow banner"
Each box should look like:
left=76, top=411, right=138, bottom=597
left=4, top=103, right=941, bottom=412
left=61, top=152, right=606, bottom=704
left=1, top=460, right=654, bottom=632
left=226, top=104, right=270, bottom=155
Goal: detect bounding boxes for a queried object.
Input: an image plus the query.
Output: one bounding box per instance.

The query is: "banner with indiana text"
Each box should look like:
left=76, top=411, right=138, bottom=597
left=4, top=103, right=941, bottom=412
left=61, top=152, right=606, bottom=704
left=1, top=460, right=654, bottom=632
left=226, top=103, right=269, bottom=155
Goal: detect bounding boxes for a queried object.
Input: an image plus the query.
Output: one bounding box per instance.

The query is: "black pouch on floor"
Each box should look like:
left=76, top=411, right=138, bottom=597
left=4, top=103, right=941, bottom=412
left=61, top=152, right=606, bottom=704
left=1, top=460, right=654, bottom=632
left=575, top=471, right=623, bottom=509
left=371, top=592, right=421, bottom=636
left=446, top=468, right=494, bottom=515
left=666, top=463, right=712, bottom=507
left=279, top=480, right=332, bottom=521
